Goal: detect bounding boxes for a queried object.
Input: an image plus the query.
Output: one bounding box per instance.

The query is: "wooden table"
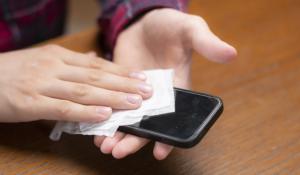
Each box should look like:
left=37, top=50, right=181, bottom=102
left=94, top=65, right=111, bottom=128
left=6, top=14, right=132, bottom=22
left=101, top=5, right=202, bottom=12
left=1, top=0, right=299, bottom=174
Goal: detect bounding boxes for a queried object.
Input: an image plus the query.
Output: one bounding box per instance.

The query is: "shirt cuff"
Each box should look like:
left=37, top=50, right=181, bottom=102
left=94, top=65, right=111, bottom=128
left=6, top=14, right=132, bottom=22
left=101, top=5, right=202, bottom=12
left=98, top=0, right=188, bottom=57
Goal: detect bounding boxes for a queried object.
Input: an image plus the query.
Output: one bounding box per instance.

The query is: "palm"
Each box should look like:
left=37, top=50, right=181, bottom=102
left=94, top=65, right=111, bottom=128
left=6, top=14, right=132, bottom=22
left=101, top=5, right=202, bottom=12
left=114, top=9, right=193, bottom=88
left=94, top=9, right=236, bottom=160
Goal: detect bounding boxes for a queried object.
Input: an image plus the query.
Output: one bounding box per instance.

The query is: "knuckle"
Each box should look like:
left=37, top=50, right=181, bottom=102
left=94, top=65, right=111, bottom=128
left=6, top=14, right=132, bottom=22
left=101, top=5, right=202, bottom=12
left=15, top=76, right=35, bottom=90
left=38, top=58, right=60, bottom=68
left=25, top=54, right=61, bottom=69
left=196, top=17, right=209, bottom=30
left=185, top=16, right=208, bottom=31
left=193, top=16, right=206, bottom=25
left=72, top=85, right=89, bottom=97
left=56, top=101, right=73, bottom=118
left=39, top=45, right=72, bottom=64
left=88, top=58, right=103, bottom=69
left=12, top=93, right=39, bottom=115
left=25, top=61, right=60, bottom=75
left=118, top=68, right=131, bottom=77
left=42, top=44, right=62, bottom=51
left=87, top=70, right=101, bottom=82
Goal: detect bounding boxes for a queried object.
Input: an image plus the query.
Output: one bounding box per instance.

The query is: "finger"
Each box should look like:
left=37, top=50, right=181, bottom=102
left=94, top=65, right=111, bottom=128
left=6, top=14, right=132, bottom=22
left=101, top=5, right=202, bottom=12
left=44, top=45, right=147, bottom=81
left=94, top=136, right=106, bottom=147
left=100, top=132, right=126, bottom=154
left=153, top=142, right=174, bottom=160
left=59, top=49, right=147, bottom=81
left=38, top=96, right=112, bottom=122
left=186, top=15, right=237, bottom=63
left=41, top=80, right=143, bottom=110
left=112, top=135, right=149, bottom=159
left=58, top=66, right=153, bottom=99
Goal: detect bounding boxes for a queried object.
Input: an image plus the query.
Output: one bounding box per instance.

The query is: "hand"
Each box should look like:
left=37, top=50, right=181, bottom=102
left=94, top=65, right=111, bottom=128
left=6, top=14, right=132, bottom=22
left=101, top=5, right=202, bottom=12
left=94, top=9, right=237, bottom=160
left=0, top=45, right=153, bottom=122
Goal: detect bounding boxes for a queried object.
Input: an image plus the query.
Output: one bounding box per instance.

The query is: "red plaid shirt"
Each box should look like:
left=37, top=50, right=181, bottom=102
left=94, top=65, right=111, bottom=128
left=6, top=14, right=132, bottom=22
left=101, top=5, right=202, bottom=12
left=0, top=0, right=188, bottom=52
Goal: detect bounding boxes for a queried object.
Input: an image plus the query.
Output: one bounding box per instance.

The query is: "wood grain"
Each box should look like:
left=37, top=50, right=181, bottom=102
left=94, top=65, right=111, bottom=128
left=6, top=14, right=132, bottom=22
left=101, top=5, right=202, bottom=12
left=1, top=0, right=300, bottom=174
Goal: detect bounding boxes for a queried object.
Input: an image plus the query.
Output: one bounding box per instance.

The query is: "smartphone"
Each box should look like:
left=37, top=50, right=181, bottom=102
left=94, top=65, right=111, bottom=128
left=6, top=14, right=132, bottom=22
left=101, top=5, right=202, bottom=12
left=118, top=88, right=223, bottom=148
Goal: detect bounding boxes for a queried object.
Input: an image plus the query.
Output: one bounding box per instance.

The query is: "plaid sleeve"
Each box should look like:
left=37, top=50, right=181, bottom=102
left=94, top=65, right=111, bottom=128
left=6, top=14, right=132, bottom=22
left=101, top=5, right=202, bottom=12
left=98, top=0, right=189, bottom=56
left=0, top=0, right=67, bottom=52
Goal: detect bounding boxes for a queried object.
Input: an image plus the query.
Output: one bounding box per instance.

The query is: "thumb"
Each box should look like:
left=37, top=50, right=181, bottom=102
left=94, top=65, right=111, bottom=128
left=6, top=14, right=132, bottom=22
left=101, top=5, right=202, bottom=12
left=186, top=16, right=237, bottom=63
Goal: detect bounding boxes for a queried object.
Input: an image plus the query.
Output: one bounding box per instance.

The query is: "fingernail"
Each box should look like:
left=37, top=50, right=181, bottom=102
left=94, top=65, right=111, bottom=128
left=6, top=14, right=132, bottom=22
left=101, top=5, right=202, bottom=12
left=138, top=83, right=153, bottom=94
left=127, top=94, right=142, bottom=105
left=129, top=72, right=147, bottom=81
left=96, top=107, right=112, bottom=118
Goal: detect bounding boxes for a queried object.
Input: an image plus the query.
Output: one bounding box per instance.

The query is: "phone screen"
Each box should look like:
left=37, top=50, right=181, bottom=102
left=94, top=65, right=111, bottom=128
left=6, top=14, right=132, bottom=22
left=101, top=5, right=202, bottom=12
left=118, top=88, right=223, bottom=148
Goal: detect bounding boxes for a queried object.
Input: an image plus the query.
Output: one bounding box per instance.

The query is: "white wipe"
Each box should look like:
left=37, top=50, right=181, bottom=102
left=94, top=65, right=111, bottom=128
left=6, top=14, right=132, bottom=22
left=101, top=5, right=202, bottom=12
left=49, top=69, right=175, bottom=141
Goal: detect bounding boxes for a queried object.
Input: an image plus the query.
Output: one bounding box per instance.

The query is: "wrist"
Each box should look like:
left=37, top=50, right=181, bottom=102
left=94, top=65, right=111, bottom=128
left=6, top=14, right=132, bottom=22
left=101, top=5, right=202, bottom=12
left=98, top=1, right=188, bottom=56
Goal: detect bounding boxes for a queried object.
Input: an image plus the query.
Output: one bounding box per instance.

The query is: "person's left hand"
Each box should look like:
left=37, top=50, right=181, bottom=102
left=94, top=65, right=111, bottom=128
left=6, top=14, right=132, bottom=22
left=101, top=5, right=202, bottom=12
left=94, top=8, right=237, bottom=160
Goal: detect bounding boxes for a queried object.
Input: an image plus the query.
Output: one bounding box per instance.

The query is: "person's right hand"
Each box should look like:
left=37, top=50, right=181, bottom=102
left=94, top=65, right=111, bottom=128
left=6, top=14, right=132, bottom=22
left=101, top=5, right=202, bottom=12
left=0, top=45, right=152, bottom=122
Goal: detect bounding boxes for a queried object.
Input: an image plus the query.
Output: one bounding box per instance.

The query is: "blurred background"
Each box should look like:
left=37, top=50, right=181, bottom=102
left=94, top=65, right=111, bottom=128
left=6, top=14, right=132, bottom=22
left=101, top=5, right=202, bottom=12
left=66, top=0, right=98, bottom=34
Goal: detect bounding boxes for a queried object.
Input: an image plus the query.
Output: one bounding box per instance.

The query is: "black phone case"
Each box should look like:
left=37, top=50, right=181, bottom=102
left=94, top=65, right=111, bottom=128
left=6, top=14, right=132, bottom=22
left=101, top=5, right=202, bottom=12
left=118, top=88, right=223, bottom=148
